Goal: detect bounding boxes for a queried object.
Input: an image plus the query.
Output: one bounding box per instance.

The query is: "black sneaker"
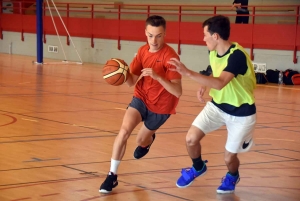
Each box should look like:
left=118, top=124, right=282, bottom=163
left=134, top=133, right=156, bottom=159
left=99, top=172, right=118, bottom=194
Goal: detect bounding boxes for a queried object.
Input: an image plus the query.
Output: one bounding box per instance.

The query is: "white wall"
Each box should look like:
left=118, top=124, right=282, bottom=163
left=0, top=31, right=299, bottom=72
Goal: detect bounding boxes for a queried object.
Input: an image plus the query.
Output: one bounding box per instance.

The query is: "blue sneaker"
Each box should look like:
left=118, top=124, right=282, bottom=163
left=176, top=160, right=207, bottom=188
left=216, top=172, right=240, bottom=194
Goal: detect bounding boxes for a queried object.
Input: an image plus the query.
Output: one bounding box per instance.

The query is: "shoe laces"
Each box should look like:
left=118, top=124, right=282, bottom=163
left=181, top=167, right=194, bottom=173
left=104, top=172, right=116, bottom=183
left=181, top=160, right=208, bottom=175
left=220, top=174, right=238, bottom=186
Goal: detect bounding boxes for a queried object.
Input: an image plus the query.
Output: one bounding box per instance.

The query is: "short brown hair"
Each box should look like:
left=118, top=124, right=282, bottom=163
left=145, top=15, right=166, bottom=30
left=203, top=15, right=230, bottom=40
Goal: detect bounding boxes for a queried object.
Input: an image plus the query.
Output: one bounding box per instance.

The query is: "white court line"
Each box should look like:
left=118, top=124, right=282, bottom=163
left=115, top=108, right=126, bottom=111
left=19, top=82, right=31, bottom=84
left=21, top=118, right=38, bottom=122
left=72, top=124, right=97, bottom=128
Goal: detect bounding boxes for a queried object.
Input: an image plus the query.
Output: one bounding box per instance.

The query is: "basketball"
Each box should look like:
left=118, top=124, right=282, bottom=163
left=102, top=58, right=129, bottom=86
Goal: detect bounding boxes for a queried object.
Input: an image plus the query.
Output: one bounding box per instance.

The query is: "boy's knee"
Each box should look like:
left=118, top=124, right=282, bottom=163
left=118, top=128, right=131, bottom=141
left=224, top=152, right=238, bottom=164
left=186, top=134, right=197, bottom=146
left=186, top=127, right=205, bottom=146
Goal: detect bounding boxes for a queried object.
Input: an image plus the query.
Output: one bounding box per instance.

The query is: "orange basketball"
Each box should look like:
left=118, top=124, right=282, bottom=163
left=102, top=58, right=129, bottom=86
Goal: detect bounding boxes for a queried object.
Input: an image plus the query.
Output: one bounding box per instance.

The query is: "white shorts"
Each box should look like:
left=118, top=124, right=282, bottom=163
left=192, top=101, right=256, bottom=153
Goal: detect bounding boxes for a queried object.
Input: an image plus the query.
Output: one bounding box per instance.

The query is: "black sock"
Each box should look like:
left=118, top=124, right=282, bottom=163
left=192, top=156, right=204, bottom=171
left=228, top=171, right=239, bottom=177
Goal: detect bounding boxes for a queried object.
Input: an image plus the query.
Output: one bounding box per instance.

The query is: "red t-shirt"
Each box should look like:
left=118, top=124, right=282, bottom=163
left=130, top=43, right=181, bottom=114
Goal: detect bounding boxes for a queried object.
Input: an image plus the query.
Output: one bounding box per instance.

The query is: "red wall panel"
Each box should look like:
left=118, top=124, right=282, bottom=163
left=180, top=22, right=203, bottom=45
left=296, top=25, right=300, bottom=46
left=1, top=14, right=23, bottom=32
left=93, top=19, right=119, bottom=39
left=44, top=16, right=68, bottom=36
left=253, top=24, right=295, bottom=49
left=68, top=18, right=92, bottom=37
left=230, top=24, right=253, bottom=47
left=164, top=21, right=179, bottom=43
left=119, top=20, right=145, bottom=41
left=23, top=15, right=36, bottom=33
left=0, top=13, right=299, bottom=55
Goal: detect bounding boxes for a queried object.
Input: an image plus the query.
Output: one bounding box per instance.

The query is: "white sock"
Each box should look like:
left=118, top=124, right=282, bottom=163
left=110, top=158, right=120, bottom=174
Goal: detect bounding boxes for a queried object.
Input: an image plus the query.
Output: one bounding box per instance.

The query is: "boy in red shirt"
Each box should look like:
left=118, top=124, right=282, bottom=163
left=99, top=15, right=182, bottom=194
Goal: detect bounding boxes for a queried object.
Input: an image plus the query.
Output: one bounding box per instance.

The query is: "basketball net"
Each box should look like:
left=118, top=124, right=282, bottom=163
left=41, top=0, right=83, bottom=65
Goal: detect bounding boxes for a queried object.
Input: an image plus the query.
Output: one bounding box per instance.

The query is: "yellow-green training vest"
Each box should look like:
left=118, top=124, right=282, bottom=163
left=209, top=42, right=256, bottom=107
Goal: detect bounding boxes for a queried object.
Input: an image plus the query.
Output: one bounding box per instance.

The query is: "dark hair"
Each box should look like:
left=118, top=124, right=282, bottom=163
left=145, top=15, right=166, bottom=30
left=202, top=15, right=230, bottom=40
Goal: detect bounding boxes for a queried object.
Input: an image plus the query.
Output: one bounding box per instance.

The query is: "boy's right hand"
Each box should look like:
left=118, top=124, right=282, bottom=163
left=197, top=86, right=206, bottom=103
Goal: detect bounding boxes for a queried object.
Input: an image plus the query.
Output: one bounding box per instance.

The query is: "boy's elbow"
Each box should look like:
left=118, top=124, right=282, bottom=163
left=175, top=91, right=182, bottom=98
left=215, top=82, right=226, bottom=90
left=125, top=81, right=134, bottom=87
left=215, top=85, right=223, bottom=91
left=125, top=75, right=134, bottom=87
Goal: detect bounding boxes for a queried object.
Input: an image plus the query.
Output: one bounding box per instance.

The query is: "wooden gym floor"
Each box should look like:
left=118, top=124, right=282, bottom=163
left=0, top=54, right=299, bottom=201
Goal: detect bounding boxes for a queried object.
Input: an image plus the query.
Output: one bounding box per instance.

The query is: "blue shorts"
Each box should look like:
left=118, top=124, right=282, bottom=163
left=128, top=97, right=170, bottom=131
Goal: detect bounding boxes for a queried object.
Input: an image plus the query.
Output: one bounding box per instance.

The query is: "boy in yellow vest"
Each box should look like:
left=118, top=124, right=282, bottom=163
left=168, top=15, right=256, bottom=194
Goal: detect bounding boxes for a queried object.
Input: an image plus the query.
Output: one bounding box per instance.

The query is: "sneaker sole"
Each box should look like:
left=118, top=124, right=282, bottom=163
left=99, top=189, right=111, bottom=194
left=216, top=189, right=235, bottom=194
left=176, top=171, right=207, bottom=188
left=176, top=181, right=194, bottom=188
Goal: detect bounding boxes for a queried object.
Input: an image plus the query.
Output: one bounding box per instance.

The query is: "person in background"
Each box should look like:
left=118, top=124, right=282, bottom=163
left=232, top=0, right=250, bottom=24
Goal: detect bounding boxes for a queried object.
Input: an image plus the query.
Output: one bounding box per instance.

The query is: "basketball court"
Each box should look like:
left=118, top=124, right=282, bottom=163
left=0, top=53, right=299, bottom=201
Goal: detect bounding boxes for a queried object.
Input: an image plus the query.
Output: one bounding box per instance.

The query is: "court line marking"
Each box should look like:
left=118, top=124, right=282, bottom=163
left=0, top=113, right=17, bottom=127
left=40, top=193, right=60, bottom=197
left=72, top=124, right=98, bottom=128
left=0, top=129, right=297, bottom=145
left=1, top=160, right=299, bottom=200
left=0, top=131, right=99, bottom=139
left=256, top=138, right=295, bottom=142
left=115, top=108, right=126, bottom=110
left=21, top=118, right=38, bottom=122
left=23, top=158, right=61, bottom=163
left=74, top=189, right=87, bottom=192
left=258, top=85, right=300, bottom=91
left=0, top=149, right=296, bottom=173
left=0, top=109, right=112, bottom=131
left=1, top=173, right=299, bottom=200
left=10, top=197, right=31, bottom=201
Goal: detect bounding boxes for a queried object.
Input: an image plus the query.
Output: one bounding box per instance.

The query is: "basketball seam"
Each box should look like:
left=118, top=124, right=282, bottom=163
left=111, top=59, right=128, bottom=84
left=102, top=65, right=128, bottom=76
left=104, top=64, right=129, bottom=70
left=112, top=72, right=123, bottom=85
left=103, top=67, right=126, bottom=78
